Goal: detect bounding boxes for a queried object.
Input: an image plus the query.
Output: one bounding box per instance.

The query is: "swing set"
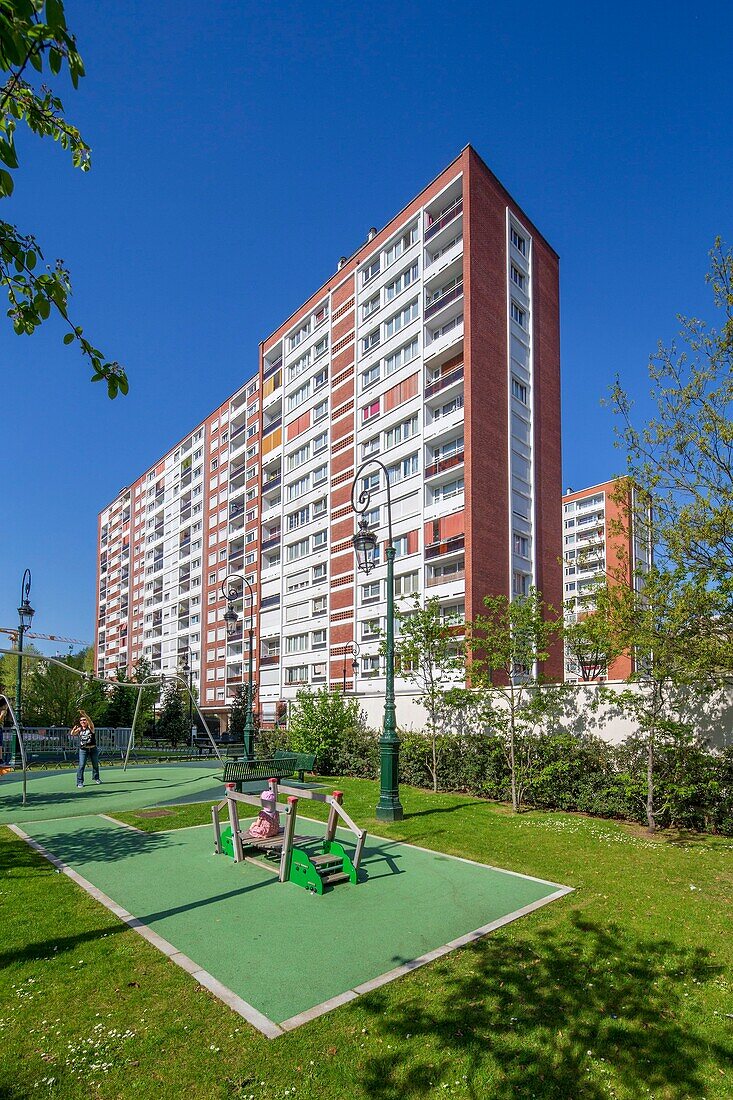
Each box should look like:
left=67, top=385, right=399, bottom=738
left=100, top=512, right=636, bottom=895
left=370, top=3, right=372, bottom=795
left=0, top=647, right=222, bottom=805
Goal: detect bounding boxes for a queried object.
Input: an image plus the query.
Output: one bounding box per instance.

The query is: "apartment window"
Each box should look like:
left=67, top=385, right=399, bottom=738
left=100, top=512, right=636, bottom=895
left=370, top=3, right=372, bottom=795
left=384, top=298, right=418, bottom=340
left=385, top=261, right=419, bottom=302
left=312, top=496, right=327, bottom=518
left=210, top=458, right=219, bottom=471
left=432, top=477, right=464, bottom=503
left=247, top=381, right=257, bottom=397
left=314, top=335, right=328, bottom=359
left=287, top=475, right=310, bottom=501
left=362, top=435, right=380, bottom=459
left=287, top=380, right=310, bottom=413
left=285, top=633, right=309, bottom=653
left=510, top=265, right=525, bottom=290
left=246, top=444, right=257, bottom=460
left=513, top=571, right=530, bottom=597
left=362, top=294, right=380, bottom=321
left=362, top=399, right=380, bottom=422
left=286, top=443, right=310, bottom=472
left=395, top=571, right=419, bottom=597
left=288, top=350, right=311, bottom=383
left=286, top=570, right=309, bottom=592
left=385, top=414, right=419, bottom=449
left=387, top=453, right=419, bottom=485
left=313, top=463, right=328, bottom=486
left=312, top=431, right=328, bottom=455
left=312, top=530, right=328, bottom=550
left=312, top=595, right=327, bottom=615
left=513, top=534, right=530, bottom=557
left=286, top=538, right=310, bottom=562
left=510, top=227, right=526, bottom=255
left=362, top=655, right=380, bottom=676
left=362, top=471, right=380, bottom=495
left=362, top=256, right=380, bottom=285
left=312, top=629, right=327, bottom=650
left=362, top=328, right=380, bottom=355
left=314, top=366, right=328, bottom=390
left=384, top=336, right=418, bottom=377
left=362, top=581, right=381, bottom=604
left=511, top=301, right=526, bottom=328
left=245, top=466, right=257, bottom=480
left=288, top=321, right=310, bottom=351
left=247, top=425, right=257, bottom=439
left=313, top=562, right=327, bottom=582
left=361, top=363, right=380, bottom=390
left=287, top=505, right=310, bottom=531
left=362, top=617, right=381, bottom=640
left=314, top=398, right=329, bottom=422
left=286, top=665, right=308, bottom=684
left=393, top=534, right=409, bottom=558
left=385, top=224, right=418, bottom=266
left=511, top=377, right=528, bottom=404
left=312, top=662, right=327, bottom=682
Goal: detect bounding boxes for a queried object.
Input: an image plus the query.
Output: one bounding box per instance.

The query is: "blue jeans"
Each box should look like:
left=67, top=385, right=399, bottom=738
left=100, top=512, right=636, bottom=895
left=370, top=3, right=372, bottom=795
left=77, top=746, right=100, bottom=784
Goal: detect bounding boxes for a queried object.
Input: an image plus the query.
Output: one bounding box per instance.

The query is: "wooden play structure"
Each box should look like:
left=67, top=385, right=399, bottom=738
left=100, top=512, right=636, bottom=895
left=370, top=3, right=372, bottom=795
left=211, top=761, right=367, bottom=895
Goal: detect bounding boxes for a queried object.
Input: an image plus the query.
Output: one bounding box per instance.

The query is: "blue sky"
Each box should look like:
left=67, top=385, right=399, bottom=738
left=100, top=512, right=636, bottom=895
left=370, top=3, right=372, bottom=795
left=2, top=0, right=731, bottom=649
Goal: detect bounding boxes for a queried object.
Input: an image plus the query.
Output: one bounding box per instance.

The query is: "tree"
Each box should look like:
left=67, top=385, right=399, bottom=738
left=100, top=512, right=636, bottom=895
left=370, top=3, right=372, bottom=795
left=610, top=240, right=733, bottom=601
left=393, top=593, right=465, bottom=791
left=0, top=0, right=126, bottom=396
left=468, top=588, right=563, bottom=813
left=105, top=666, right=136, bottom=729
left=596, top=567, right=730, bottom=831
left=563, top=596, right=623, bottom=682
left=156, top=679, right=188, bottom=746
left=228, top=684, right=248, bottom=739
left=287, top=687, right=366, bottom=774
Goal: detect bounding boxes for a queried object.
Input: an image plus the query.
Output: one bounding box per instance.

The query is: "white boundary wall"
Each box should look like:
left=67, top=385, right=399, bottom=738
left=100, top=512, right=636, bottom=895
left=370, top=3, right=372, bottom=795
left=352, top=682, right=733, bottom=750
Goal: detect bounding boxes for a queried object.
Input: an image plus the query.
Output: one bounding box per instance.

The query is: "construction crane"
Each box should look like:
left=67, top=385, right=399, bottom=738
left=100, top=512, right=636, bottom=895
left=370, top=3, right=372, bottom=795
left=0, top=626, right=89, bottom=646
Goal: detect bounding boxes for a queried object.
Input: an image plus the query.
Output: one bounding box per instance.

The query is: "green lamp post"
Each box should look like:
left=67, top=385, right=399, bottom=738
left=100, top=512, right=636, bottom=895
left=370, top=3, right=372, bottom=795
left=12, top=569, right=34, bottom=766
left=221, top=572, right=256, bottom=760
left=351, top=460, right=403, bottom=821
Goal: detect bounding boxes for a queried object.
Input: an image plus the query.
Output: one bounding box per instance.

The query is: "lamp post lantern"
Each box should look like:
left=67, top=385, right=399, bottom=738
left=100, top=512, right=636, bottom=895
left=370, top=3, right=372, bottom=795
left=342, top=640, right=360, bottom=694
left=13, top=569, right=34, bottom=766
left=351, top=460, right=403, bottom=821
left=221, top=572, right=256, bottom=760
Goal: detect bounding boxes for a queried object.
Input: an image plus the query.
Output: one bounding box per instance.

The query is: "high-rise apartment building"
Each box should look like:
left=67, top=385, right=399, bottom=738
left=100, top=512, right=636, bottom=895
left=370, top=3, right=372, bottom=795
left=96, top=145, right=562, bottom=725
left=562, top=478, right=652, bottom=681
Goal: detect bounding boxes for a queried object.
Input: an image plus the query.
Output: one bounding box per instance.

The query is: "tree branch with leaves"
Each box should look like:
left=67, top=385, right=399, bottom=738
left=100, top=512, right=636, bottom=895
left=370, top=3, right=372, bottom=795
left=0, top=0, right=126, bottom=396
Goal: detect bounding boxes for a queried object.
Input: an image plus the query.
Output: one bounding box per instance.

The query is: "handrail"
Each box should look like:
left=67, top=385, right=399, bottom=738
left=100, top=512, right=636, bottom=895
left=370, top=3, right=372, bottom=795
left=0, top=692, right=26, bottom=805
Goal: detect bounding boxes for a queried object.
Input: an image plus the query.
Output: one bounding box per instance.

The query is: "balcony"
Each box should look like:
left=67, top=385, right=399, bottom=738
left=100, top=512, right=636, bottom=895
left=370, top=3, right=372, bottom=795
left=260, top=654, right=280, bottom=667
left=425, top=280, right=463, bottom=321
left=261, top=533, right=281, bottom=552
left=425, top=449, right=464, bottom=479
left=263, top=357, right=282, bottom=382
left=425, top=364, right=464, bottom=399
left=427, top=568, right=465, bottom=587
left=262, top=474, right=281, bottom=495
left=425, top=534, right=465, bottom=561
left=263, top=415, right=282, bottom=436
left=425, top=196, right=463, bottom=241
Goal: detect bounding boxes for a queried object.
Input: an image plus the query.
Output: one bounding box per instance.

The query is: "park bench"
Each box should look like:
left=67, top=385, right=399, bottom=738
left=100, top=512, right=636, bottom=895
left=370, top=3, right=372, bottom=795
left=222, top=751, right=316, bottom=790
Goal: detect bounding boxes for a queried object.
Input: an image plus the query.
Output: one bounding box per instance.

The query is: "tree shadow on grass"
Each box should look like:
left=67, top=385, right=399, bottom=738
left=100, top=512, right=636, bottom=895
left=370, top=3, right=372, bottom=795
left=356, top=912, right=733, bottom=1099
left=6, top=821, right=173, bottom=869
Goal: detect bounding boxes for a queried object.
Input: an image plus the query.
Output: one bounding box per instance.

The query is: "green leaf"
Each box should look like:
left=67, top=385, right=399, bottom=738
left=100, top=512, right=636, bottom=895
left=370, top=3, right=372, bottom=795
left=25, top=250, right=36, bottom=271
left=0, top=169, right=14, bottom=196
left=63, top=332, right=75, bottom=345
left=0, top=138, right=18, bottom=170
left=46, top=0, right=66, bottom=32
left=48, top=47, right=62, bottom=76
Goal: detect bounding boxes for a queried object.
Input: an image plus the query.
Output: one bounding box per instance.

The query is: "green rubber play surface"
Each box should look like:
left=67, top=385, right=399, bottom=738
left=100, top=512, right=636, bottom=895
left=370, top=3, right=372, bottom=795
left=16, top=813, right=569, bottom=1028
left=0, top=763, right=229, bottom=825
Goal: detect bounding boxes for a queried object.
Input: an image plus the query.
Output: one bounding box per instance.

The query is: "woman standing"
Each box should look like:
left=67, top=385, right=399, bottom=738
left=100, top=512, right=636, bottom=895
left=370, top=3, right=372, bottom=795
left=70, top=712, right=101, bottom=788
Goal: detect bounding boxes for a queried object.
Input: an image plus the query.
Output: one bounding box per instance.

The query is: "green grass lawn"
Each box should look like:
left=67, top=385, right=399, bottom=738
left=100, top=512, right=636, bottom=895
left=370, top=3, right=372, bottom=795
left=2, top=777, right=732, bottom=1099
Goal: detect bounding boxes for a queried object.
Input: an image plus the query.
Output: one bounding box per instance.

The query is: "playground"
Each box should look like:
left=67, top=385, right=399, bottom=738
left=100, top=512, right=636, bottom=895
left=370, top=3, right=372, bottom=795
left=2, top=764, right=569, bottom=1036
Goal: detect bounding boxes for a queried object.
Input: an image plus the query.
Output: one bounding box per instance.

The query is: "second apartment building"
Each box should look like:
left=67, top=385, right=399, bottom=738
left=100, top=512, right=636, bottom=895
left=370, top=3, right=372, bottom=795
left=96, top=144, right=563, bottom=724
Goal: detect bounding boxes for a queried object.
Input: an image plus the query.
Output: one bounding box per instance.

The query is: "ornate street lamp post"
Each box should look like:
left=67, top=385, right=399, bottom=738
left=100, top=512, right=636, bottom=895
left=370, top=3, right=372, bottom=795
left=13, top=569, right=34, bottom=766
left=178, top=646, right=195, bottom=742
left=221, top=572, right=255, bottom=760
left=342, top=640, right=360, bottom=694
left=351, top=460, right=403, bottom=821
